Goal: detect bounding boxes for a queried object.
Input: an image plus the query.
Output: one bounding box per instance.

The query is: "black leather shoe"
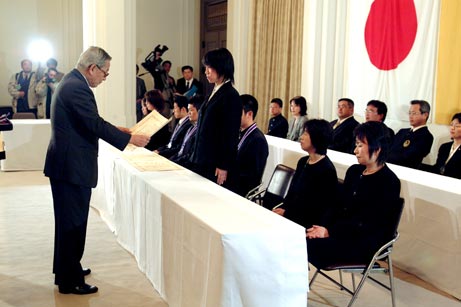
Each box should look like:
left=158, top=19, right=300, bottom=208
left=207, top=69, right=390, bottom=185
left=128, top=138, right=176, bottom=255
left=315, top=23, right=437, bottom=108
left=59, top=283, right=98, bottom=295
left=82, top=267, right=91, bottom=276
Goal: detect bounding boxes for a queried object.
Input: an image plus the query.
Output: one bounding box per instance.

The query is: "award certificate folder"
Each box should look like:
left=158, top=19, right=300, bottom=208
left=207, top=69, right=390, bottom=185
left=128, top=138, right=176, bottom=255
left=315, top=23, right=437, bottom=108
left=124, top=109, right=171, bottom=152
left=129, top=109, right=170, bottom=135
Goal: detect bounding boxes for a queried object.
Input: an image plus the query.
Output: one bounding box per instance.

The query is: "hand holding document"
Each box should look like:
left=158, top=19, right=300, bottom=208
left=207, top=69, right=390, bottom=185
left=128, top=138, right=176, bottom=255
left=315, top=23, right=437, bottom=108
left=125, top=109, right=171, bottom=152
left=129, top=109, right=171, bottom=135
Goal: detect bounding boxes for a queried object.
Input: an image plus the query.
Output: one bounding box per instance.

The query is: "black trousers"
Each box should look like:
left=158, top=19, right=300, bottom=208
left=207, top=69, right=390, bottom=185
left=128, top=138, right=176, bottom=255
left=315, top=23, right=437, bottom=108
left=50, top=178, right=91, bottom=287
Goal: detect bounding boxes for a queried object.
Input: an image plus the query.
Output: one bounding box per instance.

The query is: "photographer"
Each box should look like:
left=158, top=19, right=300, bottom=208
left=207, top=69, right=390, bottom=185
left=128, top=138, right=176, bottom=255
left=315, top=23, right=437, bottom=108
left=36, top=68, right=59, bottom=119
left=141, top=45, right=175, bottom=108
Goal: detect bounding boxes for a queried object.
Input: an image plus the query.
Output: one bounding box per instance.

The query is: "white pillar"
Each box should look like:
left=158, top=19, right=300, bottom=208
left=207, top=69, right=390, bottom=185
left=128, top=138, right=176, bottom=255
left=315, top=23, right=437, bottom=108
left=82, top=0, right=136, bottom=127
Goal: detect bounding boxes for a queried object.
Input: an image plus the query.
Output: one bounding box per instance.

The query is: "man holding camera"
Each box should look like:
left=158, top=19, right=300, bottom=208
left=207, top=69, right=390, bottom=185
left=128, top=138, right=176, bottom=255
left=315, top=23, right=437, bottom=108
left=36, top=68, right=59, bottom=119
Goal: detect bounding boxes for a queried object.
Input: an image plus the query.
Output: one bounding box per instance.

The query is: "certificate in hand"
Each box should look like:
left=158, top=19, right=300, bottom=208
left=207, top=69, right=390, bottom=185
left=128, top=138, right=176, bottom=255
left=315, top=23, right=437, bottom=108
left=129, top=109, right=171, bottom=135
left=124, top=109, right=171, bottom=152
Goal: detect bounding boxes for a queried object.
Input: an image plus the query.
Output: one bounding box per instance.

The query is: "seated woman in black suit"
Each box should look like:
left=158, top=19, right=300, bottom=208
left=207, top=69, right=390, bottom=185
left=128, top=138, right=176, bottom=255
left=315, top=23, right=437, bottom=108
left=429, top=112, right=461, bottom=179
left=273, top=119, right=338, bottom=229
left=142, top=89, right=171, bottom=151
left=306, top=121, right=401, bottom=269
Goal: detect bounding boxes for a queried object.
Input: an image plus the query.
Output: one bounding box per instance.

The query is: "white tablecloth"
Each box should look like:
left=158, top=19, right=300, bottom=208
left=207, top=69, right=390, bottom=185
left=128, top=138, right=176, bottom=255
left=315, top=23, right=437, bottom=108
left=264, top=135, right=461, bottom=299
left=0, top=119, right=50, bottom=171
left=91, top=141, right=309, bottom=307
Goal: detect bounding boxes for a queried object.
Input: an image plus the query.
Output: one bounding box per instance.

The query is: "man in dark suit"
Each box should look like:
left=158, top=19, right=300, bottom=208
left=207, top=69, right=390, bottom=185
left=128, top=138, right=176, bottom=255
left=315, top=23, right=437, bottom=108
left=155, top=95, right=192, bottom=158
left=267, top=98, right=288, bottom=138
left=44, top=46, right=150, bottom=295
left=232, top=94, right=269, bottom=197
left=170, top=95, right=204, bottom=167
left=388, top=100, right=434, bottom=169
left=175, top=65, right=203, bottom=96
left=329, top=98, right=359, bottom=154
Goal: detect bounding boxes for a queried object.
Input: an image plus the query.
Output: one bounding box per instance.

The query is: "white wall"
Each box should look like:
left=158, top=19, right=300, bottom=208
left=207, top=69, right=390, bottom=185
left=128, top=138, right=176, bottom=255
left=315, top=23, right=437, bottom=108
left=0, top=0, right=83, bottom=107
left=136, top=0, right=201, bottom=93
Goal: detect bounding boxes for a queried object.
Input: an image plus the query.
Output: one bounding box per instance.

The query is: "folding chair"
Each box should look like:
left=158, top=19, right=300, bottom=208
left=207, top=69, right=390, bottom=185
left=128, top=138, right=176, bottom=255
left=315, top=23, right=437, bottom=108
left=309, top=197, right=405, bottom=307
left=247, top=164, right=295, bottom=209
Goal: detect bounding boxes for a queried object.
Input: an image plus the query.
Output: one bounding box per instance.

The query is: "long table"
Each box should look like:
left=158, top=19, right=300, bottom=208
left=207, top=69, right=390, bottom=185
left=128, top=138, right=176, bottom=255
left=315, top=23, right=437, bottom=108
left=91, top=141, right=309, bottom=307
left=264, top=135, right=461, bottom=300
left=0, top=119, right=51, bottom=171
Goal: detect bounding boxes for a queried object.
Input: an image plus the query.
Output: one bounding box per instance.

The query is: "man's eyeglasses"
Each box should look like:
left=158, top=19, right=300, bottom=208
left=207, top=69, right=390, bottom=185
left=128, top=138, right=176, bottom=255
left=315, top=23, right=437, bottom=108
left=450, top=123, right=461, bottom=129
left=364, top=109, right=377, bottom=114
left=96, top=65, right=109, bottom=78
left=408, top=111, right=422, bottom=116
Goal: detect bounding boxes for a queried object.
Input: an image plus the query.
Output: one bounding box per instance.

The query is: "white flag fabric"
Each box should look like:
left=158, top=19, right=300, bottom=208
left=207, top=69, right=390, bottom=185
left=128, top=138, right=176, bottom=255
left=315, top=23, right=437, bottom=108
left=345, top=0, right=440, bottom=123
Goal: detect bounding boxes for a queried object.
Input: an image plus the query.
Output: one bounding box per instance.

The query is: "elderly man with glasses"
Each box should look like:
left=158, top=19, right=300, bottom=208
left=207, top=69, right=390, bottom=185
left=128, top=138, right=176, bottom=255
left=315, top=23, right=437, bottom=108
left=388, top=99, right=434, bottom=169
left=44, top=46, right=151, bottom=295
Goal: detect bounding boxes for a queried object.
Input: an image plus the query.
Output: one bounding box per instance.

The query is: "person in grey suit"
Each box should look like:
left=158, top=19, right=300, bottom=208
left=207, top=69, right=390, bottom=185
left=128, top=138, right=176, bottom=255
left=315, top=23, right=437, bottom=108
left=44, top=46, right=150, bottom=295
left=190, top=48, right=242, bottom=188
left=287, top=96, right=309, bottom=141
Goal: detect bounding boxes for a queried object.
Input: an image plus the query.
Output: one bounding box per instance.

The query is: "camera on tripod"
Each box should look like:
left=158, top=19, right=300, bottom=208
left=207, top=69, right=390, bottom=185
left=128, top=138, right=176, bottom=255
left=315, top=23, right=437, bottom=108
left=141, top=44, right=169, bottom=75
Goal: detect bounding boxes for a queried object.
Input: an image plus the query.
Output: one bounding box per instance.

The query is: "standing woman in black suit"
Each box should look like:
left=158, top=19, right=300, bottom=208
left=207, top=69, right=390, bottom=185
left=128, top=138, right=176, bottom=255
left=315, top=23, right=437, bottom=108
left=44, top=46, right=150, bottom=294
left=190, top=48, right=242, bottom=188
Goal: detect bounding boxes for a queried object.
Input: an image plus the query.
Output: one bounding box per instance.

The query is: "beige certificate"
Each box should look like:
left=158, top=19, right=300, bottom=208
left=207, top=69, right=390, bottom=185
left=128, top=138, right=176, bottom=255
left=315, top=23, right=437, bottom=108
left=122, top=153, right=182, bottom=171
left=124, top=110, right=171, bottom=152
left=129, top=109, right=170, bottom=135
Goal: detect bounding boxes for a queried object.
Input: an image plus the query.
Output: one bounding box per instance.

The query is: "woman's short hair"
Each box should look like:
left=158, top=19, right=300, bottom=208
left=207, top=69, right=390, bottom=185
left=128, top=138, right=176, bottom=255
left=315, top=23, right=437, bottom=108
left=354, top=121, right=391, bottom=165
left=303, top=119, right=333, bottom=155
left=144, top=89, right=165, bottom=112
left=202, top=48, right=235, bottom=83
left=290, top=96, right=308, bottom=116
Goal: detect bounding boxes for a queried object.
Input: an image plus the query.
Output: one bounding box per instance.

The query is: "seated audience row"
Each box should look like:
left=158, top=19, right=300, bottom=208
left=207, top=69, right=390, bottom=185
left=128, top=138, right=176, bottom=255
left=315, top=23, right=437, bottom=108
left=274, top=119, right=401, bottom=269
left=267, top=95, right=458, bottom=179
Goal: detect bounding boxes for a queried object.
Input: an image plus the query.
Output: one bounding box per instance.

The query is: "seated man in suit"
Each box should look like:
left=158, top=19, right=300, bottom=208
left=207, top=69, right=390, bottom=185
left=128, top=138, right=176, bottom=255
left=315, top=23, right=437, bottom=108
left=329, top=98, right=359, bottom=154
left=267, top=98, right=288, bottom=138
left=170, top=95, right=204, bottom=167
left=364, top=100, right=395, bottom=144
left=231, top=94, right=269, bottom=197
left=175, top=65, right=203, bottom=96
left=388, top=100, right=434, bottom=169
left=155, top=95, right=192, bottom=158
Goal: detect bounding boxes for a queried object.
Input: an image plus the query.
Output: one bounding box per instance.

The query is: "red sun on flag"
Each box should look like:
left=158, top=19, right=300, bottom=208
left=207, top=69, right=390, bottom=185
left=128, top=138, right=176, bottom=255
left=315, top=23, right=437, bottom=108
left=364, top=0, right=418, bottom=71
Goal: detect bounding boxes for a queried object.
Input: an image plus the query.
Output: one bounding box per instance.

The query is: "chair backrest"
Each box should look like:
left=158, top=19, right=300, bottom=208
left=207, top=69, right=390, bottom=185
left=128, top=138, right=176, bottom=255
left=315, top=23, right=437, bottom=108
left=12, top=112, right=36, bottom=119
left=266, top=164, right=295, bottom=197
left=261, top=164, right=295, bottom=209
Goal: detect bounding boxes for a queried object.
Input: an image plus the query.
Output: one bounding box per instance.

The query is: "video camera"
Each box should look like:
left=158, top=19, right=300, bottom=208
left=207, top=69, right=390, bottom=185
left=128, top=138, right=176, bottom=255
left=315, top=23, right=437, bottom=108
left=141, top=44, right=169, bottom=75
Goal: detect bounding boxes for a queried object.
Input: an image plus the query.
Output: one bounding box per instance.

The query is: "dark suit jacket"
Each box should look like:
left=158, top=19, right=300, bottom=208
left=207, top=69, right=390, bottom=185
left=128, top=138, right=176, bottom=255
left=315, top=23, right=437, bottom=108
left=190, top=81, right=242, bottom=182
left=176, top=78, right=203, bottom=95
left=157, top=117, right=192, bottom=158
left=388, top=126, right=434, bottom=169
left=170, top=125, right=198, bottom=168
left=267, top=114, right=288, bottom=138
left=329, top=116, right=359, bottom=154
left=432, top=141, right=461, bottom=179
left=232, top=126, right=269, bottom=196
left=44, top=69, right=130, bottom=188
left=307, top=164, right=401, bottom=268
